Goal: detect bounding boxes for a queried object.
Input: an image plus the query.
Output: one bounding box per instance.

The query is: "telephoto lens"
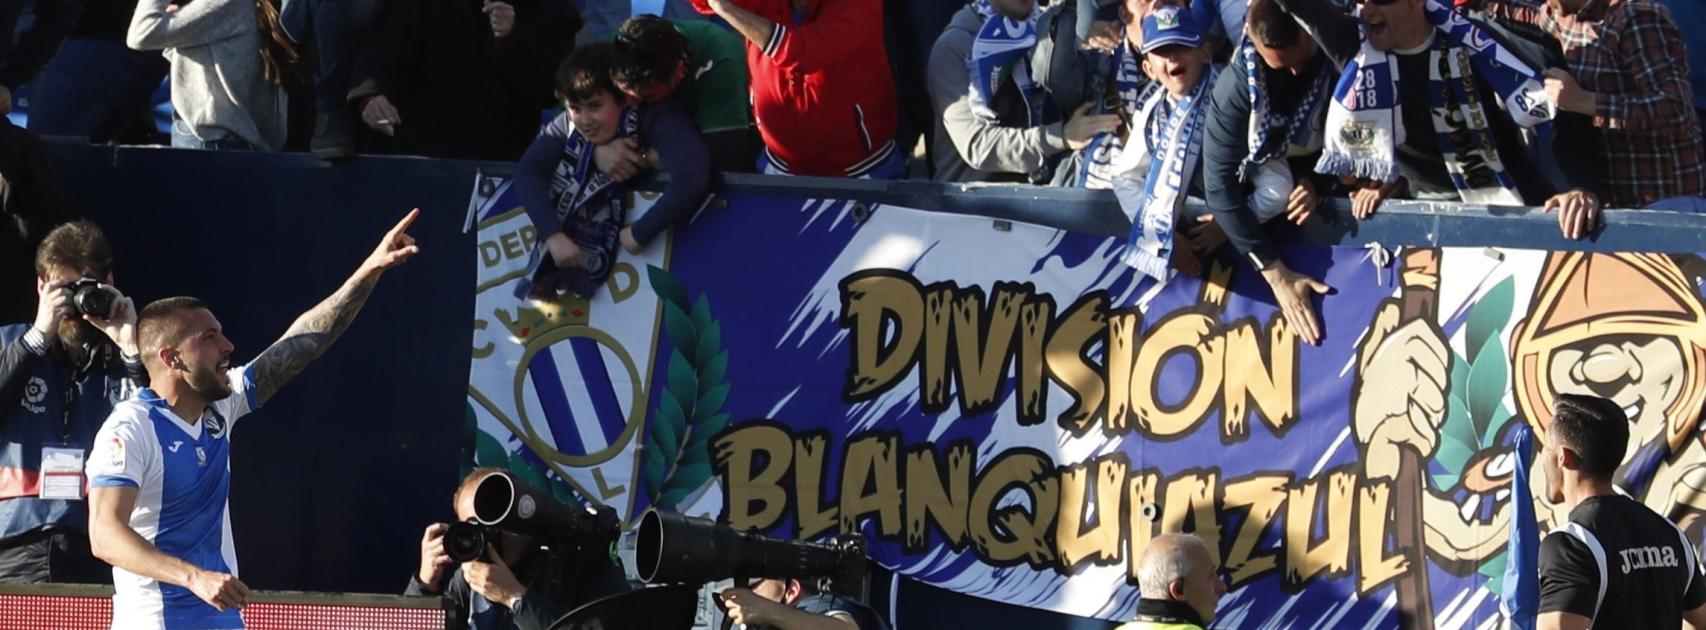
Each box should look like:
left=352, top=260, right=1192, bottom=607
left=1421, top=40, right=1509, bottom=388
left=459, top=469, right=620, bottom=558
left=635, top=509, right=859, bottom=586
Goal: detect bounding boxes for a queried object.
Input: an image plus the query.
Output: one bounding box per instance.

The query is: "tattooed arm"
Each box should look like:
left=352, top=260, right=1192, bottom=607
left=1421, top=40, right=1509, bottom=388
left=252, top=209, right=422, bottom=405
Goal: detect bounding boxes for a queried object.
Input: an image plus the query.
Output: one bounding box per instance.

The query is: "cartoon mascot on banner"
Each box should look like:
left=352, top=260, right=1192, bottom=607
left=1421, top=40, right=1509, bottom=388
left=1353, top=251, right=1706, bottom=615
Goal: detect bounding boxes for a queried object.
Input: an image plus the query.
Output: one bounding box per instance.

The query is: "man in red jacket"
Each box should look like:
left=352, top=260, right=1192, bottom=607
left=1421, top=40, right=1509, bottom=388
left=691, top=0, right=905, bottom=179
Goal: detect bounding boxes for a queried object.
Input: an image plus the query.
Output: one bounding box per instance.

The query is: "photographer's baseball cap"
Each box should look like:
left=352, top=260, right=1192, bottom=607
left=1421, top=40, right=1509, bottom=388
left=1140, top=5, right=1203, bottom=54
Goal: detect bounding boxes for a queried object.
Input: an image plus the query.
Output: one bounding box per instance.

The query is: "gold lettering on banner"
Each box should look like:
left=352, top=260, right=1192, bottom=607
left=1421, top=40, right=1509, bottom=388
left=1200, top=260, right=1234, bottom=309
left=1285, top=469, right=1357, bottom=586
left=1106, top=313, right=1139, bottom=434
left=1132, top=315, right=1223, bottom=438
left=1357, top=480, right=1407, bottom=593
left=592, top=468, right=624, bottom=499
left=607, top=263, right=640, bottom=302
left=795, top=433, right=839, bottom=540
left=904, top=443, right=972, bottom=553
left=950, top=286, right=1024, bottom=414
left=713, top=426, right=1409, bottom=594
left=841, top=434, right=903, bottom=537
left=841, top=274, right=925, bottom=399
left=714, top=423, right=793, bottom=531
left=1047, top=294, right=1108, bottom=435
left=1221, top=317, right=1298, bottom=441
left=922, top=286, right=954, bottom=411
left=1223, top=473, right=1289, bottom=586
left=1161, top=470, right=1223, bottom=569
left=835, top=272, right=1299, bottom=443
left=1015, top=299, right=1054, bottom=424
left=1056, top=455, right=1128, bottom=570
left=1125, top=469, right=1162, bottom=583
left=472, top=319, right=494, bottom=359
left=969, top=451, right=1058, bottom=566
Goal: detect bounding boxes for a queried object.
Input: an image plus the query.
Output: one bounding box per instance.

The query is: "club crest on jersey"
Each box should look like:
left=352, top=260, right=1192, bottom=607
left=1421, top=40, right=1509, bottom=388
left=195, top=446, right=207, bottom=467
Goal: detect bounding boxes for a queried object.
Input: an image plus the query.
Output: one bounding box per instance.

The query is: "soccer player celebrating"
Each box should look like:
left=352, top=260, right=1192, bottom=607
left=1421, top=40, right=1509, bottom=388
left=83, top=209, right=420, bottom=629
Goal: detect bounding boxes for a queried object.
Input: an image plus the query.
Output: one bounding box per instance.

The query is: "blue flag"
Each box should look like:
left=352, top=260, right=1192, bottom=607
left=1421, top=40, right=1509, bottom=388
left=1502, top=424, right=1539, bottom=629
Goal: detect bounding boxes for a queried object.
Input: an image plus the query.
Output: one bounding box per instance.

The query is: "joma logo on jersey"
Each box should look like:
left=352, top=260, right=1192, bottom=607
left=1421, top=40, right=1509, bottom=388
left=1619, top=545, right=1679, bottom=574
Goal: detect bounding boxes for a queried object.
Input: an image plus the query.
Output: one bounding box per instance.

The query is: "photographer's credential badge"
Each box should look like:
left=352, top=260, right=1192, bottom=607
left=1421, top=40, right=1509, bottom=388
left=39, top=447, right=85, bottom=500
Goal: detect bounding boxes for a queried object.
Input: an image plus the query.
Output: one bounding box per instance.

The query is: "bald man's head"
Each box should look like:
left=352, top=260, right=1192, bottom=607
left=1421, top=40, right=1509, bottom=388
left=1136, top=533, right=1226, bottom=622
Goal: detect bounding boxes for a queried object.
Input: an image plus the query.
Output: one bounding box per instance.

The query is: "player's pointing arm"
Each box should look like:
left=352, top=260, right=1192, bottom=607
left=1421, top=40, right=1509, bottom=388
left=252, top=208, right=421, bottom=405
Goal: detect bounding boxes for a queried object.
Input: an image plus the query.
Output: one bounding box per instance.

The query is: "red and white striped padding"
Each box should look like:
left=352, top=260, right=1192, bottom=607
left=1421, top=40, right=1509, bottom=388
left=0, top=593, right=444, bottom=630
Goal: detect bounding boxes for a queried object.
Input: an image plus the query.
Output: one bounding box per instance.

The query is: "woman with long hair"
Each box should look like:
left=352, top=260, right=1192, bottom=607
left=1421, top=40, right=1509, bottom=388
left=128, top=0, right=303, bottom=151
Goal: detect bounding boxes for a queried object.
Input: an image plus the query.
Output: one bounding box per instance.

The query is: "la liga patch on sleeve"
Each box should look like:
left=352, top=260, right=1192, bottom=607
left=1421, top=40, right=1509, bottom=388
left=109, top=436, right=125, bottom=468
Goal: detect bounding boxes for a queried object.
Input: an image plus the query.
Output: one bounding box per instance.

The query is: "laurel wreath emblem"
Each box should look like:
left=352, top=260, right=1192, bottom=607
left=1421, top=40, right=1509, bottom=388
left=642, top=265, right=731, bottom=511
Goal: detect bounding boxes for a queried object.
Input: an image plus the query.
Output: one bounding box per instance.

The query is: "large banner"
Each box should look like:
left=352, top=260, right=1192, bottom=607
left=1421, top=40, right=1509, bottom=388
left=468, top=181, right=1706, bottom=628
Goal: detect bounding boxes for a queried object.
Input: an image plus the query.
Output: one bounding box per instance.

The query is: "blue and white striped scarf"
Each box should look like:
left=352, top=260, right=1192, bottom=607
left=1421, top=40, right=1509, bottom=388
left=1238, top=38, right=1332, bottom=182
left=968, top=0, right=1043, bottom=123
left=1317, top=0, right=1554, bottom=205
left=1080, top=34, right=1147, bottom=189
left=1113, top=65, right=1222, bottom=279
left=518, top=107, right=642, bottom=300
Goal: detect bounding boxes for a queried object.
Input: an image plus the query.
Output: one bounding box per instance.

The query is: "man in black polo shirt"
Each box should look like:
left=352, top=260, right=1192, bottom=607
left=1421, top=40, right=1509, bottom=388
left=1538, top=393, right=1706, bottom=629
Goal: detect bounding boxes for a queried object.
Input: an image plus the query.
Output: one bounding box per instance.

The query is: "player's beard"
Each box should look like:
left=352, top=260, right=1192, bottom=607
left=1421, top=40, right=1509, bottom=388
left=186, top=364, right=233, bottom=402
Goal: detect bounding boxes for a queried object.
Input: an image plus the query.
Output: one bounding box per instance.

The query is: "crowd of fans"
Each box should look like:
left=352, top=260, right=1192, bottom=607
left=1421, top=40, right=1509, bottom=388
left=1, top=0, right=1704, bottom=339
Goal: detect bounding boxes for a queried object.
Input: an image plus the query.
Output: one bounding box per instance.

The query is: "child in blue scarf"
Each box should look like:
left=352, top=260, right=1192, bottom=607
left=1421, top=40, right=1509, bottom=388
left=1109, top=5, right=1228, bottom=279
left=514, top=43, right=712, bottom=299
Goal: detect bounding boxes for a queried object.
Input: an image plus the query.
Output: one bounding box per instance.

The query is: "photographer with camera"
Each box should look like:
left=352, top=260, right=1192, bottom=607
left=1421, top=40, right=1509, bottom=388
left=408, top=467, right=629, bottom=630
left=718, top=578, right=886, bottom=630
left=0, top=221, right=139, bottom=583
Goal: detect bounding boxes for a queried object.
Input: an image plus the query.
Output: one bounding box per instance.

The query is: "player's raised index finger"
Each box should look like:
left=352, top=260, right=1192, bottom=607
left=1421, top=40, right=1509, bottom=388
left=388, top=208, right=421, bottom=238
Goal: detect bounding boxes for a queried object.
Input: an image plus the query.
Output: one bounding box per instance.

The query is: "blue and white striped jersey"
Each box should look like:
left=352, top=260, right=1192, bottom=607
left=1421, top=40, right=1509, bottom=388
left=86, top=364, right=259, bottom=630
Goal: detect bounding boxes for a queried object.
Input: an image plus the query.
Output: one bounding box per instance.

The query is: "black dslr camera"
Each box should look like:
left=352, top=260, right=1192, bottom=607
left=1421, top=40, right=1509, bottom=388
left=444, top=520, right=502, bottom=563
left=62, top=275, right=115, bottom=318
left=442, top=470, right=619, bottom=563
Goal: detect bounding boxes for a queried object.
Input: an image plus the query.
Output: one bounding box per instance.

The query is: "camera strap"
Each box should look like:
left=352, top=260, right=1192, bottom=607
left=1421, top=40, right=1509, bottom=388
left=59, top=363, right=76, bottom=443
left=58, top=344, right=100, bottom=443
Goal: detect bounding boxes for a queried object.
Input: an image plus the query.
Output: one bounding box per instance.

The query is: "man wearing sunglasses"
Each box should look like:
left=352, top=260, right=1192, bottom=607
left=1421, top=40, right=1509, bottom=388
left=1275, top=0, right=1602, bottom=230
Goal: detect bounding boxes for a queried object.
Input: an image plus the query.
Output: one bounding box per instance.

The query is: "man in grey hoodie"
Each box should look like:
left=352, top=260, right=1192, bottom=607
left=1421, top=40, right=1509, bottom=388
left=927, top=0, right=1122, bottom=183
